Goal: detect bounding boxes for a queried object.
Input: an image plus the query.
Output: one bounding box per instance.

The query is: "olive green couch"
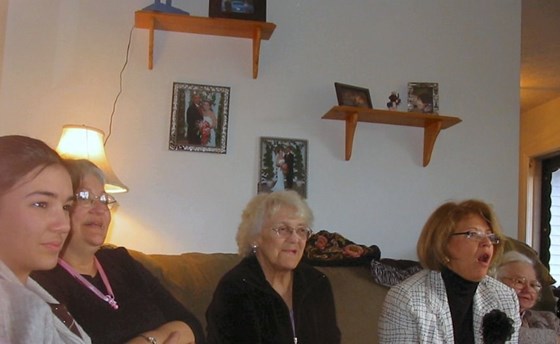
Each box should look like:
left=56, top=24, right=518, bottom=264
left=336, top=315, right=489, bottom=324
left=128, top=238, right=556, bottom=344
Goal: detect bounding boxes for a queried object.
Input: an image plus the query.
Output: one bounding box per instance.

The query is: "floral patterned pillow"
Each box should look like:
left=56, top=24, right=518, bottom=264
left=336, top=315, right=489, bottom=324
left=303, top=230, right=381, bottom=266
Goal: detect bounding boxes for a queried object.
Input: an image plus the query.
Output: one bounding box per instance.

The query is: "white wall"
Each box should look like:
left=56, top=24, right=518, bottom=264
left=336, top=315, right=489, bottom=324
left=0, top=0, right=521, bottom=259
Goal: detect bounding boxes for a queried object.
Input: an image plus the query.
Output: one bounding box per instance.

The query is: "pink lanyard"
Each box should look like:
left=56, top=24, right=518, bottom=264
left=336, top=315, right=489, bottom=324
left=58, top=257, right=119, bottom=310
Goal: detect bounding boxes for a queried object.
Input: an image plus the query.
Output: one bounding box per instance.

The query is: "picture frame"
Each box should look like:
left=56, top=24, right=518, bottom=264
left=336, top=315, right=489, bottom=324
left=257, top=137, right=308, bottom=198
left=169, top=82, right=231, bottom=153
left=407, top=82, right=439, bottom=114
left=209, top=0, right=266, bottom=22
left=334, top=82, right=373, bottom=108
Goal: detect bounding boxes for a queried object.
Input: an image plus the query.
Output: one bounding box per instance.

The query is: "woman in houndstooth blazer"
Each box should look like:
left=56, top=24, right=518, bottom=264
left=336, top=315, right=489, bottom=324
left=378, top=199, right=521, bottom=344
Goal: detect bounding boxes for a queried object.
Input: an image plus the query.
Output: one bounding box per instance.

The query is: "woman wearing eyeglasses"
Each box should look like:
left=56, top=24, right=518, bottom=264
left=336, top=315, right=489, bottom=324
left=206, top=190, right=341, bottom=344
left=32, top=159, right=204, bottom=344
left=379, top=199, right=521, bottom=344
left=495, top=251, right=560, bottom=344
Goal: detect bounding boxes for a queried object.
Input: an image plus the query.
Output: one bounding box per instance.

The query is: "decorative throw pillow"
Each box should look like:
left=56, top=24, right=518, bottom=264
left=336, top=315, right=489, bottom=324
left=370, top=258, right=422, bottom=287
left=303, top=230, right=381, bottom=266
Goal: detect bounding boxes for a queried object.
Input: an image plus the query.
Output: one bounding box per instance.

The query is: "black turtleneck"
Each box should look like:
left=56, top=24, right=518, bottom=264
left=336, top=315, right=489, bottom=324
left=442, top=267, right=479, bottom=344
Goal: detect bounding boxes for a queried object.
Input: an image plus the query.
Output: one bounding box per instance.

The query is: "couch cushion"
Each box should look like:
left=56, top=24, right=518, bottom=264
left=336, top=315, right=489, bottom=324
left=129, top=250, right=241, bottom=330
left=316, top=265, right=388, bottom=344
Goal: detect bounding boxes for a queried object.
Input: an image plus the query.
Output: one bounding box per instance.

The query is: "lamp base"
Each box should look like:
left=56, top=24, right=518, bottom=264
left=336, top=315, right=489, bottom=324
left=142, top=1, right=189, bottom=14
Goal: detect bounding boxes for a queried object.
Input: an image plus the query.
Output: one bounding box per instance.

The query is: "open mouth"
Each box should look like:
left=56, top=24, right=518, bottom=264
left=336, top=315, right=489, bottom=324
left=478, top=253, right=491, bottom=264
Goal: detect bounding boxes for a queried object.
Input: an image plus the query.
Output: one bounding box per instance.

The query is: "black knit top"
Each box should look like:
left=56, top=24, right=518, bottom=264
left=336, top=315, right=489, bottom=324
left=442, top=267, right=479, bottom=344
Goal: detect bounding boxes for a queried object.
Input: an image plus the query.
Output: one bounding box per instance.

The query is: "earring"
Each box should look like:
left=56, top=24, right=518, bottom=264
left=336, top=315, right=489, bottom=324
left=443, top=256, right=450, bottom=264
left=251, top=243, right=258, bottom=254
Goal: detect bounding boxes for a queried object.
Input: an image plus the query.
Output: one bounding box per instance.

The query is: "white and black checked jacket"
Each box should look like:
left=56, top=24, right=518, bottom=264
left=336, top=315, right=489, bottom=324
left=378, top=269, right=521, bottom=344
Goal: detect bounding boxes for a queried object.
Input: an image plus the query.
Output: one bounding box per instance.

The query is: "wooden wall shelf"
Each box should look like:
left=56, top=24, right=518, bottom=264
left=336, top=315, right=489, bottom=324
left=322, top=106, right=462, bottom=166
left=134, top=10, right=276, bottom=78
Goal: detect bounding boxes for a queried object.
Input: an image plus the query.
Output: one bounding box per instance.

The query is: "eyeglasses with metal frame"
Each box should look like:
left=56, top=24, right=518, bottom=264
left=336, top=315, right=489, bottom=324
left=271, top=224, right=312, bottom=240
left=449, top=229, right=500, bottom=245
left=75, top=190, right=117, bottom=209
left=501, top=276, right=542, bottom=293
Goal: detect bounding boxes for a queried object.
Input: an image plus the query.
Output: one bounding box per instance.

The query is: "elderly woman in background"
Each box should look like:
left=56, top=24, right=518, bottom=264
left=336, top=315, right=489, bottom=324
left=206, top=190, right=341, bottom=344
left=0, top=135, right=91, bottom=343
left=495, top=251, right=560, bottom=343
left=32, top=159, right=204, bottom=344
left=379, top=199, right=521, bottom=344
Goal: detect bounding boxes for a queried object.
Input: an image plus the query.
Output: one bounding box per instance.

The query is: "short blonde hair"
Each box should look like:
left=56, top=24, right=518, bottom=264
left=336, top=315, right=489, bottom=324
left=417, top=199, right=505, bottom=271
left=236, top=191, right=313, bottom=257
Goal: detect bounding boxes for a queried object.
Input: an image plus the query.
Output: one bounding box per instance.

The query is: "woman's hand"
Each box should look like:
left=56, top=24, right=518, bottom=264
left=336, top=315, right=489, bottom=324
left=163, top=331, right=180, bottom=344
left=126, top=321, right=196, bottom=344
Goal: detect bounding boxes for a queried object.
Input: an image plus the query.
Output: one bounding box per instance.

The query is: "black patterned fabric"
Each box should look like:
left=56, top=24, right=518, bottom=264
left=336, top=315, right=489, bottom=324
left=370, top=258, right=422, bottom=287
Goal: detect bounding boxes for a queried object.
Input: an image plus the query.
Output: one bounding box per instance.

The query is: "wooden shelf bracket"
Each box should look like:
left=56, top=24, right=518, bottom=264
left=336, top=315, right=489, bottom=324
left=344, top=112, right=359, bottom=160
left=423, top=119, right=443, bottom=167
left=148, top=15, right=155, bottom=70
left=252, top=26, right=262, bottom=78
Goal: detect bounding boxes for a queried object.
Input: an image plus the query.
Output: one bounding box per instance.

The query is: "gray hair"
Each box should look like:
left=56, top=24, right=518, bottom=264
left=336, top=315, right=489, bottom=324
left=236, top=190, right=313, bottom=257
left=493, top=250, right=534, bottom=279
left=63, top=159, right=105, bottom=193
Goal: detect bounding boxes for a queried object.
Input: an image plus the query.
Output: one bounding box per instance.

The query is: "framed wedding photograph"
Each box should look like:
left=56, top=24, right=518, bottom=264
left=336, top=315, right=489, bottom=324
left=407, top=82, right=439, bottom=114
left=169, top=82, right=231, bottom=153
left=209, top=0, right=267, bottom=22
left=257, top=137, right=308, bottom=198
left=334, top=82, right=373, bottom=108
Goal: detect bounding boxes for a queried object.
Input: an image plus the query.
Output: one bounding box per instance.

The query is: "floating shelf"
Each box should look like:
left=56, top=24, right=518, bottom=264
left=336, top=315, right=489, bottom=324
left=322, top=106, right=462, bottom=166
left=134, top=10, right=276, bottom=78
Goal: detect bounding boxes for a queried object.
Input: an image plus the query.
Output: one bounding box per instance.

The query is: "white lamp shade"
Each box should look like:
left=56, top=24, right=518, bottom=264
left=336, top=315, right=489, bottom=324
left=56, top=125, right=128, bottom=193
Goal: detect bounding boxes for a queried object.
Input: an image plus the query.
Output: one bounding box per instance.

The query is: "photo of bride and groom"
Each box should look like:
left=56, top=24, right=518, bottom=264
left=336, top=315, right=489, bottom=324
left=271, top=145, right=294, bottom=191
left=186, top=93, right=217, bottom=147
left=258, top=137, right=308, bottom=198
left=169, top=82, right=230, bottom=154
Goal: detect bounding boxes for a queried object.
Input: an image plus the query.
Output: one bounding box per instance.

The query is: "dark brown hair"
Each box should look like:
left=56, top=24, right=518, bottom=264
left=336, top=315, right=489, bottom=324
left=0, top=135, right=64, bottom=195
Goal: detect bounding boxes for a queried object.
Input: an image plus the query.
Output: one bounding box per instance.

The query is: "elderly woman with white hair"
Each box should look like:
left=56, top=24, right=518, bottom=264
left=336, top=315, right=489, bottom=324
left=495, top=250, right=560, bottom=344
left=206, top=190, right=341, bottom=344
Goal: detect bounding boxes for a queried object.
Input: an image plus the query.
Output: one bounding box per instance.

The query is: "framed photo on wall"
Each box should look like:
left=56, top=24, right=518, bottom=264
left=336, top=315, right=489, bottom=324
left=169, top=82, right=231, bottom=153
left=334, top=82, right=373, bottom=108
left=257, top=137, right=308, bottom=198
left=209, top=0, right=267, bottom=22
left=407, top=82, right=439, bottom=114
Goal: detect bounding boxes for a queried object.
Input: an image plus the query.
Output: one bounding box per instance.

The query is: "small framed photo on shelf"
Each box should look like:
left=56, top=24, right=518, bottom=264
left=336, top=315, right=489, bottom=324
left=169, top=82, right=231, bottom=153
left=407, top=82, right=439, bottom=114
left=209, top=0, right=267, bottom=22
left=257, top=137, right=308, bottom=198
left=334, top=82, right=373, bottom=109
